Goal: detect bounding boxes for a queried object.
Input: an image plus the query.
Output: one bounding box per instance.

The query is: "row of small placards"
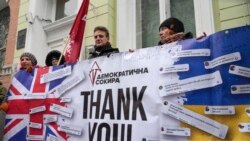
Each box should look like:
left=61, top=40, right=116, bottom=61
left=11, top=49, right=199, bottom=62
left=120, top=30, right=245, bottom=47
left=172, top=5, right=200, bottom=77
left=29, top=104, right=82, bottom=131
left=159, top=51, right=250, bottom=97
left=40, top=66, right=85, bottom=98
left=170, top=49, right=243, bottom=70
left=26, top=66, right=85, bottom=141
left=26, top=122, right=82, bottom=141
left=159, top=49, right=250, bottom=139
left=160, top=103, right=250, bottom=138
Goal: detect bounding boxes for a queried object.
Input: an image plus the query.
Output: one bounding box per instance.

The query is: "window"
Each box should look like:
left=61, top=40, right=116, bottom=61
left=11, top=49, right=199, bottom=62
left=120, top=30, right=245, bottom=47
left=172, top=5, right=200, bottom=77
left=0, top=50, right=5, bottom=67
left=0, top=7, right=10, bottom=68
left=136, top=0, right=160, bottom=48
left=55, top=0, right=78, bottom=20
left=16, top=29, right=27, bottom=49
left=170, top=0, right=196, bottom=36
left=135, top=0, right=196, bottom=48
left=117, top=0, right=197, bottom=50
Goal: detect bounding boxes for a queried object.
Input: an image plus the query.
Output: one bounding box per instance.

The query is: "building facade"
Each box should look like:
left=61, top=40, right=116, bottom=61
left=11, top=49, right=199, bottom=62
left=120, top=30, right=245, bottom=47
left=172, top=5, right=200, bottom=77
left=0, top=0, right=20, bottom=87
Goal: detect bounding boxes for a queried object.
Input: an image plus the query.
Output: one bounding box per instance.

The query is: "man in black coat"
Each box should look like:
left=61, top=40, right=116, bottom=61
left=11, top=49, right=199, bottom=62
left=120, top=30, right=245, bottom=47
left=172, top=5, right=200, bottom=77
left=89, top=26, right=119, bottom=59
left=158, top=17, right=193, bottom=45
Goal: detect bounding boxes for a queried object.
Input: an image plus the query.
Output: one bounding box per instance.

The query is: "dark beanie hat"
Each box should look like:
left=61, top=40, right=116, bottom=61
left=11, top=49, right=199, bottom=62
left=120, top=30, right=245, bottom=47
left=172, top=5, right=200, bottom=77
left=45, top=50, right=65, bottom=66
left=20, top=52, right=37, bottom=66
left=159, top=17, right=184, bottom=33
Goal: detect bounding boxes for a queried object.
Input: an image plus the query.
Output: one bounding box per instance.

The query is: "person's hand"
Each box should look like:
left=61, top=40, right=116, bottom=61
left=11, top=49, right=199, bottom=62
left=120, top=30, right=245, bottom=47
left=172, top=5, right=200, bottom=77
left=0, top=102, right=8, bottom=112
left=165, top=32, right=185, bottom=43
left=25, top=66, right=34, bottom=73
left=196, top=32, right=207, bottom=40
left=129, top=49, right=135, bottom=52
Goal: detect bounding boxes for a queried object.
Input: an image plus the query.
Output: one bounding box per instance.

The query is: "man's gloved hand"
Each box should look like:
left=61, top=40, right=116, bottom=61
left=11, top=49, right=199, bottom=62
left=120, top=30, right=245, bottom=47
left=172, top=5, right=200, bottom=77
left=165, top=32, right=185, bottom=44
left=0, top=102, right=8, bottom=112
left=196, top=32, right=207, bottom=40
left=25, top=66, right=34, bottom=73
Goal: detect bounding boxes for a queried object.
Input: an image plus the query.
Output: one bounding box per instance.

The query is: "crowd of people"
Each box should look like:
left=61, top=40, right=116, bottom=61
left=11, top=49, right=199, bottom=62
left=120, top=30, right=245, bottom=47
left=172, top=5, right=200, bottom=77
left=0, top=16, right=204, bottom=109
left=0, top=16, right=203, bottom=108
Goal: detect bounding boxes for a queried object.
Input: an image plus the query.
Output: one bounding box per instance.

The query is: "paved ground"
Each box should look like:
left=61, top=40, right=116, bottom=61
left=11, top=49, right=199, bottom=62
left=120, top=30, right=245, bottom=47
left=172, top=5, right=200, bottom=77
left=0, top=111, right=5, bottom=140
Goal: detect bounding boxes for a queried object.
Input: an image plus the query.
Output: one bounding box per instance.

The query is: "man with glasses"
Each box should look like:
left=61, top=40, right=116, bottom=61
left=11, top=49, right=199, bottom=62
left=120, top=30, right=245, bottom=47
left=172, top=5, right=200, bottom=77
left=89, top=26, right=119, bottom=59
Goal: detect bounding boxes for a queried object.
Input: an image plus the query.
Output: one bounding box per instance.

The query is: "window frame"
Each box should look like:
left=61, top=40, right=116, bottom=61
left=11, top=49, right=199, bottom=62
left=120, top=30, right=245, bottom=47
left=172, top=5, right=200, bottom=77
left=16, top=28, right=27, bottom=49
left=49, top=0, right=80, bottom=22
left=117, top=0, right=215, bottom=50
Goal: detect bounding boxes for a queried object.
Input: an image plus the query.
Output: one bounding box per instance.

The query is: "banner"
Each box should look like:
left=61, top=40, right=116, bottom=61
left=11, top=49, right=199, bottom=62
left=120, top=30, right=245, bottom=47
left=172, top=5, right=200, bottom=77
left=4, top=25, right=250, bottom=141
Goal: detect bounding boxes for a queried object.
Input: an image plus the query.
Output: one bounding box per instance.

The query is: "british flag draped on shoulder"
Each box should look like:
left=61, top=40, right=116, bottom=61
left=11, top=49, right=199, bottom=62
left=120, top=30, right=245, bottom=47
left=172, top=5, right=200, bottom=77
left=4, top=64, right=85, bottom=141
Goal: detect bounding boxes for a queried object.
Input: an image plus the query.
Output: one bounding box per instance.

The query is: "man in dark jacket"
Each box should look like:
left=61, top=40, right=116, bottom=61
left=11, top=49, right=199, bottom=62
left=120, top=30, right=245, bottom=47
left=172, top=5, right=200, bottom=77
left=158, top=17, right=193, bottom=45
left=89, top=26, right=119, bottom=59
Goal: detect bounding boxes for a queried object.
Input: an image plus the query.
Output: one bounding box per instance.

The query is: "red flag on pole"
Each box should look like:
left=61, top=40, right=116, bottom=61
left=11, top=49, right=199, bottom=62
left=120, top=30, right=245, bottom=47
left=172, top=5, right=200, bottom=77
left=64, top=0, right=90, bottom=64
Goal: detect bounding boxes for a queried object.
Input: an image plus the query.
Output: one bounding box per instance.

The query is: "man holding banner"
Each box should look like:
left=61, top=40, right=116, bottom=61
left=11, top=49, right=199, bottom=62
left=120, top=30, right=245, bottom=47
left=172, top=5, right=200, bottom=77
left=158, top=17, right=193, bottom=45
left=89, top=26, right=119, bottom=59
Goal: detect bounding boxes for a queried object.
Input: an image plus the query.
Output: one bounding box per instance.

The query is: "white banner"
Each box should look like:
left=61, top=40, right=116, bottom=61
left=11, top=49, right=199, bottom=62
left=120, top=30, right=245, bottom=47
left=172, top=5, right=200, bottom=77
left=7, top=25, right=250, bottom=141
left=62, top=44, right=188, bottom=141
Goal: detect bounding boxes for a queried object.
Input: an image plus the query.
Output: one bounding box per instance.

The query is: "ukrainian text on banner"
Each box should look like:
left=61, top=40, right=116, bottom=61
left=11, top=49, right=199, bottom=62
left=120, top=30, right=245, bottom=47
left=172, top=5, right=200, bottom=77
left=61, top=46, right=184, bottom=141
left=4, top=25, right=250, bottom=141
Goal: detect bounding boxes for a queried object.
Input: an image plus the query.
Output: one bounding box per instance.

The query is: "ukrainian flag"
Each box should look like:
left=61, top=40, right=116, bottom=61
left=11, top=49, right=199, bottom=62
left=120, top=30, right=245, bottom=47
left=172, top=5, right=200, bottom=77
left=175, top=26, right=250, bottom=141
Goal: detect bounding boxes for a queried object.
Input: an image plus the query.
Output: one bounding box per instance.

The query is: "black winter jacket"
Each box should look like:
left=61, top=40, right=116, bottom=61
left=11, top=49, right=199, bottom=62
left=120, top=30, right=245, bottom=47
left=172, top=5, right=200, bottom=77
left=88, top=42, right=119, bottom=59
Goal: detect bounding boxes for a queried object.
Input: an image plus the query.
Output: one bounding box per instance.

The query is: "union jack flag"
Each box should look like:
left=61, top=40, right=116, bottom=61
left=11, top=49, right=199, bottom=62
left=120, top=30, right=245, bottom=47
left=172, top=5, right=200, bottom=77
left=4, top=66, right=69, bottom=141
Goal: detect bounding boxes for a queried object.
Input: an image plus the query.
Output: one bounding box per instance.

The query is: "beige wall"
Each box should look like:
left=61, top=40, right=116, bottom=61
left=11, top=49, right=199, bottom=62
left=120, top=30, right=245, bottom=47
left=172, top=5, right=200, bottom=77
left=13, top=0, right=29, bottom=64
left=213, top=0, right=250, bottom=31
left=84, top=0, right=117, bottom=56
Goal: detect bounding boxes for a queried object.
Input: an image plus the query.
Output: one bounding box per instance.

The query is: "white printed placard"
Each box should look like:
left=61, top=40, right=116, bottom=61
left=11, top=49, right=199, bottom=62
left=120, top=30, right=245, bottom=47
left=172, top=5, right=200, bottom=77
left=50, top=104, right=73, bottom=118
left=141, top=138, right=159, bottom=141
left=29, top=122, right=42, bottom=129
left=231, top=84, right=250, bottom=94
left=46, top=134, right=65, bottom=141
left=54, top=75, right=85, bottom=98
left=41, top=66, right=72, bottom=83
left=159, top=71, right=222, bottom=97
left=24, top=93, right=46, bottom=99
left=160, top=64, right=189, bottom=74
left=172, top=49, right=210, bottom=58
left=229, top=65, right=250, bottom=78
left=26, top=135, right=44, bottom=140
left=58, top=124, right=82, bottom=136
left=204, top=106, right=235, bottom=115
left=44, top=115, right=58, bottom=124
left=161, top=101, right=228, bottom=139
left=204, top=52, right=241, bottom=69
left=238, top=123, right=250, bottom=132
left=161, top=125, right=190, bottom=136
left=60, top=97, right=72, bottom=103
left=29, top=106, right=46, bottom=114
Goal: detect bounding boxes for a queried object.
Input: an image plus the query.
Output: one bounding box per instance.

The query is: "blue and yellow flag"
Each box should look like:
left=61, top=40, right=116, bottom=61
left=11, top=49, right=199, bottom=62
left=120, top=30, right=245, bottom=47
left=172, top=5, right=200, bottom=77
left=176, top=26, right=250, bottom=141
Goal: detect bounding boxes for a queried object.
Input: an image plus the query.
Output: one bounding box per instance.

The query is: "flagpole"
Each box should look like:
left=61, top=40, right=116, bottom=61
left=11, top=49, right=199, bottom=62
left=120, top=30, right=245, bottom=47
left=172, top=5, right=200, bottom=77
left=57, top=36, right=70, bottom=66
